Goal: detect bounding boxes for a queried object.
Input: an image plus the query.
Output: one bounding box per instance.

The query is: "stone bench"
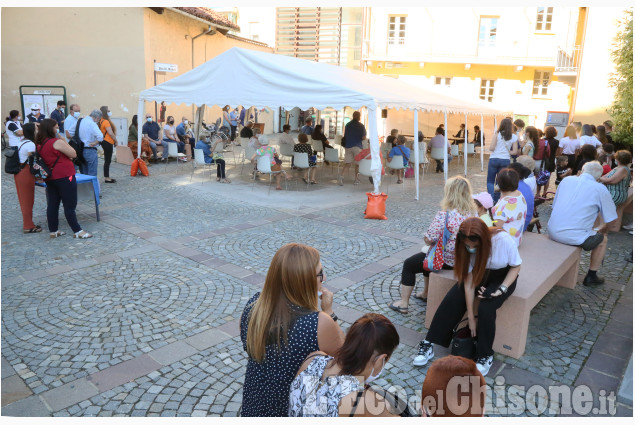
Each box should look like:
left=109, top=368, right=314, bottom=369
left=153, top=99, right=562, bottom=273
left=425, top=232, right=582, bottom=359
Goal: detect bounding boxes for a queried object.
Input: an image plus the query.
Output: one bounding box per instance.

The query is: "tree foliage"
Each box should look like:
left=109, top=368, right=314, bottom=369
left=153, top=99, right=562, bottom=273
left=607, top=9, right=633, bottom=147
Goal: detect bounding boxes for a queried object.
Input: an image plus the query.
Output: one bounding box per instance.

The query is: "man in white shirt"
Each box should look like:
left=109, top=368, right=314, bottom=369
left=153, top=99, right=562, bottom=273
left=547, top=161, right=617, bottom=287
left=77, top=110, right=104, bottom=178
left=429, top=126, right=452, bottom=173
left=64, top=104, right=81, bottom=140
left=278, top=124, right=295, bottom=146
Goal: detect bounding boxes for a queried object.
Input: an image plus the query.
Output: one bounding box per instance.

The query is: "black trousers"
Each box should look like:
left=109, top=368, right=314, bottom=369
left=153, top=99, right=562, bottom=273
left=212, top=158, right=226, bottom=178
left=401, top=252, right=453, bottom=286
left=230, top=125, right=237, bottom=141
left=425, top=267, right=517, bottom=358
left=46, top=175, right=81, bottom=233
left=101, top=141, right=113, bottom=178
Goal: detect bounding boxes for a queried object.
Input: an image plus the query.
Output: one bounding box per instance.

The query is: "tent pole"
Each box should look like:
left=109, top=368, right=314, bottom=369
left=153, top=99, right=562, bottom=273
left=368, top=106, right=381, bottom=194
left=413, top=109, right=419, bottom=201
left=443, top=109, right=448, bottom=183
left=464, top=113, right=468, bottom=177
left=480, top=114, right=484, bottom=172
left=137, top=99, right=145, bottom=159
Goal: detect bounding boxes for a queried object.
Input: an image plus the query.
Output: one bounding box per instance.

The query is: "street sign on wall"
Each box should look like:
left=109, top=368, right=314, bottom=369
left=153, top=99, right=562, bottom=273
left=154, top=63, right=178, bottom=73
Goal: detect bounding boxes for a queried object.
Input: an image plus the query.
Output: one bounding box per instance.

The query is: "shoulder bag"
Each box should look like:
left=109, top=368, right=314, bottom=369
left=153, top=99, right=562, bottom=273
left=423, top=211, right=450, bottom=272
left=450, top=316, right=478, bottom=360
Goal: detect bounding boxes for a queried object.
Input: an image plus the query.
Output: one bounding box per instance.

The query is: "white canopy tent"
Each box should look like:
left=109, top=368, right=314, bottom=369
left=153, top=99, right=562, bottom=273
left=137, top=47, right=510, bottom=197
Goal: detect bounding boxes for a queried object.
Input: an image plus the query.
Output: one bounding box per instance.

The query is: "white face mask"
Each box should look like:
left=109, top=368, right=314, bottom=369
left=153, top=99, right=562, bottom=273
left=466, top=246, right=478, bottom=254
left=107, top=112, right=112, bottom=117
left=365, top=357, right=385, bottom=384
left=73, top=112, right=80, bottom=119
left=184, top=120, right=189, bottom=125
left=147, top=118, right=152, bottom=122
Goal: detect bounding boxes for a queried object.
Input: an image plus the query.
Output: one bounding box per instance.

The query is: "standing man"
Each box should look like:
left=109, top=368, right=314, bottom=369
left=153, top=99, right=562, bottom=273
left=229, top=108, right=239, bottom=142
left=339, top=111, right=366, bottom=186
left=26, top=104, right=45, bottom=123
left=142, top=114, right=162, bottom=161
left=65, top=104, right=81, bottom=141
left=547, top=161, right=617, bottom=286
left=300, top=117, right=314, bottom=135
left=77, top=110, right=104, bottom=180
left=50, top=101, right=66, bottom=139
left=176, top=116, right=195, bottom=159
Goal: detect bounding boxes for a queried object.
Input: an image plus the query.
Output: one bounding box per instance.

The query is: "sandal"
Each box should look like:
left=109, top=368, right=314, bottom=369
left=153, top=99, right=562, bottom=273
left=105, top=179, right=117, bottom=183
left=388, top=301, right=408, bottom=314
left=24, top=225, right=43, bottom=234
left=302, top=178, right=308, bottom=184
left=310, top=181, right=317, bottom=184
left=397, top=180, right=403, bottom=184
left=414, top=293, right=428, bottom=302
left=276, top=186, right=283, bottom=191
left=50, top=231, right=65, bottom=238
left=74, top=230, right=93, bottom=239
left=216, top=177, right=221, bottom=182
left=221, top=178, right=231, bottom=183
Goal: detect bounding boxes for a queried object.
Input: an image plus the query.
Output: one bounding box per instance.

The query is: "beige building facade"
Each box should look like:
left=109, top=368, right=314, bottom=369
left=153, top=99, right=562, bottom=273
left=2, top=7, right=274, bottom=140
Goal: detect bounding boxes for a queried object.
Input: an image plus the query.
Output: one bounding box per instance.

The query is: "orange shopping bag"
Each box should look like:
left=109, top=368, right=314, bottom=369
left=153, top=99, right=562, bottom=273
left=364, top=192, right=388, bottom=220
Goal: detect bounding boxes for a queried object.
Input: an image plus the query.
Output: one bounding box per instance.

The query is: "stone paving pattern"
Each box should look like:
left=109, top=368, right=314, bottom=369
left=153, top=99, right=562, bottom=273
left=2, top=153, right=632, bottom=416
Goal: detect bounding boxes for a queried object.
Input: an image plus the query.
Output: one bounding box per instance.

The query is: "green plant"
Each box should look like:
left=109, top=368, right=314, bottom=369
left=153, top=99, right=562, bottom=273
left=607, top=9, right=633, bottom=147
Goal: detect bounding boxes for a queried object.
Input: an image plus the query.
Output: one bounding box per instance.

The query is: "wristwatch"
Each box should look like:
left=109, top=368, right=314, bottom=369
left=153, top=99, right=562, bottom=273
left=330, top=312, right=338, bottom=322
left=498, top=285, right=508, bottom=294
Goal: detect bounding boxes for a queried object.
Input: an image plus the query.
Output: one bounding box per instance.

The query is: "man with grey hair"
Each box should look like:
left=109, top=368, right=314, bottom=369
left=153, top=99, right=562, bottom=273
left=547, top=161, right=617, bottom=286
left=77, top=109, right=104, bottom=178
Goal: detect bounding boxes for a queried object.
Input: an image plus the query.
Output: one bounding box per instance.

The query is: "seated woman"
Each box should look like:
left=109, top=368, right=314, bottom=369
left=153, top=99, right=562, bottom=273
left=240, top=243, right=345, bottom=416
left=492, top=168, right=527, bottom=246
left=387, top=135, right=411, bottom=184
left=162, top=115, right=186, bottom=162
left=251, top=140, right=290, bottom=190
left=293, top=133, right=317, bottom=184
left=388, top=176, right=477, bottom=313
left=311, top=125, right=334, bottom=164
left=600, top=150, right=632, bottom=207
left=128, top=114, right=153, bottom=164
left=421, top=355, right=486, bottom=417
left=289, top=313, right=399, bottom=417
left=194, top=132, right=230, bottom=183
left=413, top=217, right=521, bottom=376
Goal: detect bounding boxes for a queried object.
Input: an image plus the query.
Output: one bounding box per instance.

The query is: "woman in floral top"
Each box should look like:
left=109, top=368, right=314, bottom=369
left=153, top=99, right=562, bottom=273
left=492, top=168, right=527, bottom=247
left=388, top=176, right=478, bottom=314
left=251, top=141, right=289, bottom=190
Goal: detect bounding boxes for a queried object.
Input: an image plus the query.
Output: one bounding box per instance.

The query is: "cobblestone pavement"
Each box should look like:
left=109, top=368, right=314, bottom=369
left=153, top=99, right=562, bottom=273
left=1, top=155, right=632, bottom=417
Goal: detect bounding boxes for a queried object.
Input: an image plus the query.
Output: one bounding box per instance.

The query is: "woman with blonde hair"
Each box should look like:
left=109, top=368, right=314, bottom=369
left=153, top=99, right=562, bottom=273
left=99, top=105, right=119, bottom=183
left=388, top=176, right=477, bottom=314
left=414, top=218, right=521, bottom=376
left=558, top=125, right=580, bottom=172
left=240, top=243, right=345, bottom=416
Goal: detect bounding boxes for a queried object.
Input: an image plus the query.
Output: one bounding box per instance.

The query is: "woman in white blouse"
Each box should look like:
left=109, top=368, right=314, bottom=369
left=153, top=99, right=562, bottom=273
left=558, top=125, right=580, bottom=172
left=412, top=217, right=521, bottom=377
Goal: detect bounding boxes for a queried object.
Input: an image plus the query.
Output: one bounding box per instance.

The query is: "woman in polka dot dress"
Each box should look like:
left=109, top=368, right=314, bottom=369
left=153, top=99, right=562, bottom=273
left=240, top=243, right=345, bottom=416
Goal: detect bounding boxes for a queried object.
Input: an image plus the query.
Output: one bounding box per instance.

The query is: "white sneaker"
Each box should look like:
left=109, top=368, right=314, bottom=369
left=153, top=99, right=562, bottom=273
left=476, top=355, right=493, bottom=376
left=413, top=340, right=434, bottom=366
left=622, top=224, right=633, bottom=230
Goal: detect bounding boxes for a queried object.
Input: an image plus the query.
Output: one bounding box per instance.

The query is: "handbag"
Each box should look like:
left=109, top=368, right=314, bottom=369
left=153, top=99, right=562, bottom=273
left=423, top=212, right=450, bottom=272
left=536, top=158, right=551, bottom=185
left=69, top=118, right=86, bottom=166
left=450, top=317, right=478, bottom=360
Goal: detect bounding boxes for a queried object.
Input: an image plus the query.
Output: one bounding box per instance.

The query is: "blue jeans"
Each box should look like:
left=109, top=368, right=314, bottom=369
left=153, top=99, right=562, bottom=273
left=79, top=147, right=99, bottom=177
left=487, top=158, right=510, bottom=203
left=149, top=141, right=158, bottom=159
left=162, top=139, right=185, bottom=159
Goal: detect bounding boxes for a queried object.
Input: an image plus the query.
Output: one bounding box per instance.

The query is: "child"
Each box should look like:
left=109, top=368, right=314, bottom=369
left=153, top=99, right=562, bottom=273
left=388, top=135, right=411, bottom=184
left=555, top=155, right=572, bottom=186
left=599, top=153, right=612, bottom=176
left=472, top=192, right=494, bottom=227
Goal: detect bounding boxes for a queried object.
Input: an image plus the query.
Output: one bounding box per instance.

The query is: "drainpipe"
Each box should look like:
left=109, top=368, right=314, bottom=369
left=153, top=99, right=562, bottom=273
left=569, top=7, right=588, bottom=124
left=190, top=25, right=216, bottom=116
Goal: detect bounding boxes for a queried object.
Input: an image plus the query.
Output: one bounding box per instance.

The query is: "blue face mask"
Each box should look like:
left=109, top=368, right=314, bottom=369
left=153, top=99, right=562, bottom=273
left=147, top=118, right=152, bottom=123
left=466, top=246, right=477, bottom=254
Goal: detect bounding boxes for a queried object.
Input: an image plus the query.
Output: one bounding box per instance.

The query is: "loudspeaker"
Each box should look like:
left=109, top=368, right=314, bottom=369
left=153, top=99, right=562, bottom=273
left=381, top=109, right=388, bottom=119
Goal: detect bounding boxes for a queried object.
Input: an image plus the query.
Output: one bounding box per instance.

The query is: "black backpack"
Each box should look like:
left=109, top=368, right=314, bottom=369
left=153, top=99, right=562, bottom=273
left=69, top=118, right=86, bottom=166
left=30, top=139, right=59, bottom=180
left=4, top=142, right=28, bottom=174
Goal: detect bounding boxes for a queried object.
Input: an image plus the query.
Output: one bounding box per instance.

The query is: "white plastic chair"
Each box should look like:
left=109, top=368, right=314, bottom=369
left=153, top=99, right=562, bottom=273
left=333, top=134, right=344, bottom=160
left=311, top=139, right=324, bottom=161
left=386, top=154, right=406, bottom=191
left=450, top=144, right=461, bottom=163
left=278, top=143, right=295, bottom=165
left=465, top=143, right=476, bottom=162
left=252, top=155, right=286, bottom=194
left=293, top=152, right=316, bottom=188
left=213, top=138, right=236, bottom=166
left=241, top=145, right=257, bottom=175
left=324, top=148, right=340, bottom=175
left=358, top=159, right=373, bottom=182
left=409, top=145, right=429, bottom=177
left=165, top=142, right=186, bottom=173
left=190, top=148, right=213, bottom=183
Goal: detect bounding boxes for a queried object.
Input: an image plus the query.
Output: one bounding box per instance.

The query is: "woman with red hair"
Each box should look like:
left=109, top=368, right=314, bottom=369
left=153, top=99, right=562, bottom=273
left=421, top=355, right=486, bottom=417
left=413, top=217, right=521, bottom=376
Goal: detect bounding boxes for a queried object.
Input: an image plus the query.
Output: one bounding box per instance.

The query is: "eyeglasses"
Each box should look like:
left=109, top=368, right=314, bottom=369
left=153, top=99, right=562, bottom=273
left=316, top=269, right=325, bottom=283
left=457, top=232, right=481, bottom=242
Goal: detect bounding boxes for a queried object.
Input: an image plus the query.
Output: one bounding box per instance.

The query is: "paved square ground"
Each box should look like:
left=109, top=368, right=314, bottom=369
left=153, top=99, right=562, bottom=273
left=2, top=150, right=632, bottom=417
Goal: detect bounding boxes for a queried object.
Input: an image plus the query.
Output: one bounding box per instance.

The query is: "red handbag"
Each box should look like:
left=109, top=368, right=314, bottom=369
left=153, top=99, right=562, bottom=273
left=423, top=212, right=450, bottom=272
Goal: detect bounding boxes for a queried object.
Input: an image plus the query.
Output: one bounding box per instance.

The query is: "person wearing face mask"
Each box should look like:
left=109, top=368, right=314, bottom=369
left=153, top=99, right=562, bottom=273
left=76, top=110, right=104, bottom=181
left=413, top=217, right=521, bottom=376
left=141, top=114, right=161, bottom=161
left=98, top=106, right=118, bottom=183
left=26, top=103, right=45, bottom=123
left=5, top=110, right=24, bottom=147
left=49, top=101, right=66, bottom=138
left=162, top=115, right=186, bottom=162
left=176, top=116, right=195, bottom=160
left=289, top=313, right=400, bottom=417
left=64, top=104, right=81, bottom=141
left=240, top=243, right=345, bottom=416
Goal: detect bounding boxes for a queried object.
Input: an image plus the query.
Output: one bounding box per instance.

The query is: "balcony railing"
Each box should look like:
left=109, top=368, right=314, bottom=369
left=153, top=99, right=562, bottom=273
left=554, top=46, right=581, bottom=74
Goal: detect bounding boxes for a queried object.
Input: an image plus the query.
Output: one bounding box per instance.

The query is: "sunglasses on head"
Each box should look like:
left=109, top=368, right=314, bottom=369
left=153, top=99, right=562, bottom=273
left=457, top=232, right=480, bottom=242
